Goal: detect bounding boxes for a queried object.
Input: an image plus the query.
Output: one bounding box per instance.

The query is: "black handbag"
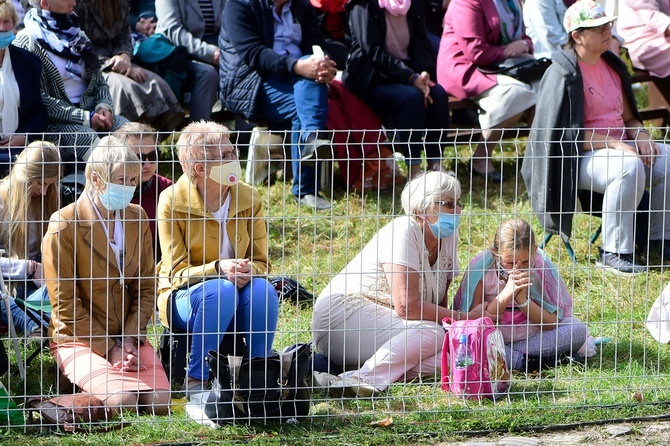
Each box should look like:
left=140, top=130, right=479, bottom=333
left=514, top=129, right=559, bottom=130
left=478, top=57, right=552, bottom=84
left=204, top=343, right=312, bottom=424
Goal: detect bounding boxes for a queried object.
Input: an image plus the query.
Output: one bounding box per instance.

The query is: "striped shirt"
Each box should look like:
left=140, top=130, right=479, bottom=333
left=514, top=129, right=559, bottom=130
left=198, top=0, right=216, bottom=36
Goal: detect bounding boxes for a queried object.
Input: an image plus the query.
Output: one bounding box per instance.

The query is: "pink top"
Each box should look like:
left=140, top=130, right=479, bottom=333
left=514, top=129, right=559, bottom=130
left=481, top=269, right=539, bottom=343
left=579, top=59, right=625, bottom=140
left=617, top=0, right=670, bottom=78
left=436, top=0, right=533, bottom=99
left=384, top=10, right=410, bottom=61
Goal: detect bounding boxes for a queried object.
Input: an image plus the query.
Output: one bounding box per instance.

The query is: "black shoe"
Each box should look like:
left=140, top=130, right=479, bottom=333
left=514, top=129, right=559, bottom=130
left=647, top=240, right=670, bottom=267
left=523, top=352, right=580, bottom=373
left=595, top=248, right=646, bottom=276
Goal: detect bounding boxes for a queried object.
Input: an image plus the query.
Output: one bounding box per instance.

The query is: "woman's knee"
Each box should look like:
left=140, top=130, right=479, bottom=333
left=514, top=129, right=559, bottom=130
left=245, top=278, right=279, bottom=307
left=104, top=392, right=139, bottom=415
left=138, top=390, right=171, bottom=416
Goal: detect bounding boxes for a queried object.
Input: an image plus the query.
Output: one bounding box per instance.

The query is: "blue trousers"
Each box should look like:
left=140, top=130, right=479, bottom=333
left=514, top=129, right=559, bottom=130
left=186, top=61, right=218, bottom=121
left=360, top=82, right=450, bottom=165
left=0, top=285, right=48, bottom=334
left=258, top=75, right=329, bottom=197
left=171, top=277, right=279, bottom=381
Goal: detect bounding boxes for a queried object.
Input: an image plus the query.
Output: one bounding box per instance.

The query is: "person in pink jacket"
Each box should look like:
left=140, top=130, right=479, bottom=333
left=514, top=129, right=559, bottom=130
left=437, top=0, right=537, bottom=183
left=618, top=0, right=670, bottom=79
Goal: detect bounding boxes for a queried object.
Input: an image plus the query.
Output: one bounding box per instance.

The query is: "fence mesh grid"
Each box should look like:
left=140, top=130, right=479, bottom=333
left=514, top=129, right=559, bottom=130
left=1, top=128, right=669, bottom=436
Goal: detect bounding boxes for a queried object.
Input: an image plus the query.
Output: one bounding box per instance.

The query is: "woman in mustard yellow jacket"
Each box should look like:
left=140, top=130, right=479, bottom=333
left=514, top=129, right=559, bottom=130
left=42, top=136, right=170, bottom=416
left=156, top=121, right=279, bottom=397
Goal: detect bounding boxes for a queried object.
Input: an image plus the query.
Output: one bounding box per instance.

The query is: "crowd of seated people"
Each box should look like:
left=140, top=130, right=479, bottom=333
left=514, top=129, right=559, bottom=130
left=3, top=0, right=670, bottom=425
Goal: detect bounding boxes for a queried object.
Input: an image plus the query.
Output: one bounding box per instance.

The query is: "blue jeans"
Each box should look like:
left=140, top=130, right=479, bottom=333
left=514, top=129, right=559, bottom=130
left=171, top=277, right=279, bottom=381
left=257, top=74, right=329, bottom=197
left=360, top=82, right=450, bottom=165
left=0, top=285, right=49, bottom=334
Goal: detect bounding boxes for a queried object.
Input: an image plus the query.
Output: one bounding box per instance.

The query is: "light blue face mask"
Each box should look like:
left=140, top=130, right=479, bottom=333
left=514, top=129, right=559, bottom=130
left=99, top=181, right=136, bottom=211
left=428, top=213, right=461, bottom=239
left=0, top=31, right=15, bottom=49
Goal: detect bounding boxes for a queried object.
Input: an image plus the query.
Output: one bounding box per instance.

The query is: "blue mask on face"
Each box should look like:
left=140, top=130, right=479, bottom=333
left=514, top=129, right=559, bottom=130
left=0, top=31, right=15, bottom=49
left=99, top=181, right=136, bottom=211
left=428, top=213, right=461, bottom=239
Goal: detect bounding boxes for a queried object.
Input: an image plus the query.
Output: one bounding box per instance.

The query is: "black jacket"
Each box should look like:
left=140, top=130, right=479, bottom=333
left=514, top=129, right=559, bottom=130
left=219, top=0, right=325, bottom=120
left=9, top=45, right=47, bottom=140
left=343, top=0, right=435, bottom=94
left=521, top=48, right=641, bottom=242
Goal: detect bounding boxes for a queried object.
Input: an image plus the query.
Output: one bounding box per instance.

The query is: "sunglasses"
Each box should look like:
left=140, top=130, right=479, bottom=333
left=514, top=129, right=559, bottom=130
left=137, top=150, right=158, bottom=163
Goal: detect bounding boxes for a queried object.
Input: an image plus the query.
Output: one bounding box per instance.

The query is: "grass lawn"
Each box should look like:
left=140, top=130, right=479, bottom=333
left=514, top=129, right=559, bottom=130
left=5, top=132, right=670, bottom=445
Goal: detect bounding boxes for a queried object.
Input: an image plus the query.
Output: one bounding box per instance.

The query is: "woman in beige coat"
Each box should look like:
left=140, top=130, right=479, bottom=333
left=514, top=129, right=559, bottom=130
left=42, top=136, right=170, bottom=416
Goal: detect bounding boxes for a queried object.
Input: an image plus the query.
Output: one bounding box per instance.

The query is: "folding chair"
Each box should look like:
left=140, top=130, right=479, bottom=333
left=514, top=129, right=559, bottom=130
left=541, top=190, right=650, bottom=261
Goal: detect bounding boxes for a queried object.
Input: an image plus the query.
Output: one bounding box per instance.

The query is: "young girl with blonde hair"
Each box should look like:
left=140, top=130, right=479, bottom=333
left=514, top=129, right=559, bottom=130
left=454, top=218, right=589, bottom=371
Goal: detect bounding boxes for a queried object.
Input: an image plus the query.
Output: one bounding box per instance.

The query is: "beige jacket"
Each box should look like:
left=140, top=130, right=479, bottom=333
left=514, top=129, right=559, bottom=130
left=42, top=193, right=156, bottom=356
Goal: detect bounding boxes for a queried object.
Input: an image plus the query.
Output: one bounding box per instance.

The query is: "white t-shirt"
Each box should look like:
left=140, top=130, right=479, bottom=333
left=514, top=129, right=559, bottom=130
left=318, top=216, right=459, bottom=306
left=212, top=193, right=234, bottom=259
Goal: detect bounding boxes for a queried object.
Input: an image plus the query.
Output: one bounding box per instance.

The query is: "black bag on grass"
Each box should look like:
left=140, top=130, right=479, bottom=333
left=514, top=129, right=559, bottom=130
left=204, top=343, right=312, bottom=424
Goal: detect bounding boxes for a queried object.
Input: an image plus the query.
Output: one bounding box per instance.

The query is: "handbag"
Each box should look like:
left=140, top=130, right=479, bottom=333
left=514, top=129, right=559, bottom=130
left=478, top=57, right=552, bottom=84
left=204, top=342, right=312, bottom=424
left=133, top=33, right=190, bottom=99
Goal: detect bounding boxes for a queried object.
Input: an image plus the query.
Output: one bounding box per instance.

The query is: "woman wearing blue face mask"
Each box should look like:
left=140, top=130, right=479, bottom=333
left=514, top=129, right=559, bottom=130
left=42, top=135, right=171, bottom=416
left=0, top=0, right=46, bottom=163
left=156, top=121, right=279, bottom=399
left=311, top=171, right=495, bottom=397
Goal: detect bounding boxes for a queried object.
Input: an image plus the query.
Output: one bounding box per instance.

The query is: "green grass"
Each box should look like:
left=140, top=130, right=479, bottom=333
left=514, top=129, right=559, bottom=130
left=5, top=132, right=670, bottom=444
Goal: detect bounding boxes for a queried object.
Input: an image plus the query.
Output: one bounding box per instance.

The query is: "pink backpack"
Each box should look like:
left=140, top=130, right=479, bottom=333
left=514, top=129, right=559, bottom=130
left=441, top=316, right=511, bottom=400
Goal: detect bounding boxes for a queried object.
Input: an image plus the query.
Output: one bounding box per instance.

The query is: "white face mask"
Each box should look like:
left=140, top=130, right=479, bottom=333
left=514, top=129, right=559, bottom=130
left=208, top=161, right=242, bottom=186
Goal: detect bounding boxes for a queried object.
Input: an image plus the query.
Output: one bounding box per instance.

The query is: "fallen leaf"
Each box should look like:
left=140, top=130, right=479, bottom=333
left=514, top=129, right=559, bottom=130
left=370, top=417, right=393, bottom=427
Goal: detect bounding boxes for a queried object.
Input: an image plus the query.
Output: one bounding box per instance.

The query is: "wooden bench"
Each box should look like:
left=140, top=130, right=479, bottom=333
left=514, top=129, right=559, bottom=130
left=446, top=95, right=531, bottom=143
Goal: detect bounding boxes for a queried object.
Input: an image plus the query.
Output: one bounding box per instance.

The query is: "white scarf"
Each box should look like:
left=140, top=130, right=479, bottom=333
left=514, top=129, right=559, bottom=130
left=0, top=49, right=20, bottom=137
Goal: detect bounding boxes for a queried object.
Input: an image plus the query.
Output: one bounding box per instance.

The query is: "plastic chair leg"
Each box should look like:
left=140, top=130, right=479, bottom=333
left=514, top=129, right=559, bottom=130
left=541, top=233, right=577, bottom=262
left=590, top=225, right=602, bottom=245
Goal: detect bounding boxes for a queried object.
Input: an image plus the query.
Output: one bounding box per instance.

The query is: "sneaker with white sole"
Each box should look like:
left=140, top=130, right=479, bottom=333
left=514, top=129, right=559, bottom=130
left=312, top=371, right=380, bottom=398
left=595, top=248, right=646, bottom=276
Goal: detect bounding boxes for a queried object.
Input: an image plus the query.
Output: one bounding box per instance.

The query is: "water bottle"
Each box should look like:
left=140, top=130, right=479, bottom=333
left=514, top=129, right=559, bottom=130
left=455, top=334, right=474, bottom=369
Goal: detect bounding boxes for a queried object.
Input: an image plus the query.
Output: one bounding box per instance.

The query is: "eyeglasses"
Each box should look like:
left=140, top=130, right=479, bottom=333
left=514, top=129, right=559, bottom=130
left=582, top=22, right=613, bottom=34
left=221, top=148, right=240, bottom=160
left=137, top=150, right=158, bottom=163
left=436, top=200, right=465, bottom=211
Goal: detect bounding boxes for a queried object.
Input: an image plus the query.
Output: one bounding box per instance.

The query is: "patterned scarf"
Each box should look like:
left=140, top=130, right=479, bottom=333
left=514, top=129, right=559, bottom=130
left=491, top=0, right=523, bottom=44
left=378, top=0, right=411, bottom=17
left=23, top=8, right=100, bottom=71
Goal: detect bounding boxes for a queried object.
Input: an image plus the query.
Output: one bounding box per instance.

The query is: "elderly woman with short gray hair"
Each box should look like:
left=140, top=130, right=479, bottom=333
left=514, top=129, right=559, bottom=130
left=42, top=135, right=170, bottom=416
left=311, top=171, right=491, bottom=397
left=156, top=121, right=279, bottom=399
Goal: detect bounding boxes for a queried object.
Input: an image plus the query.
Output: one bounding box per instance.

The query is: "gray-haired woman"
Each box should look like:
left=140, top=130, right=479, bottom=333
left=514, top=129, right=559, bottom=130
left=311, top=171, right=493, bottom=397
left=42, top=136, right=170, bottom=416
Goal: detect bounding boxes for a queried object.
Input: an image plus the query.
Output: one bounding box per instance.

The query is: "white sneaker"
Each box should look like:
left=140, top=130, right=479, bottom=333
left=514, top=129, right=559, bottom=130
left=312, top=371, right=380, bottom=398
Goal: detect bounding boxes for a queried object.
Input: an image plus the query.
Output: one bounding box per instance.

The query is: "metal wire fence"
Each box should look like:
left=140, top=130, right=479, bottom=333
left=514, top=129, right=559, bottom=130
left=0, top=127, right=669, bottom=433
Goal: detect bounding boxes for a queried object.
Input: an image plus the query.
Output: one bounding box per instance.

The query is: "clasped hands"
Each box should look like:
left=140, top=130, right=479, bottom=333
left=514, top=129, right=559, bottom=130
left=90, top=108, right=114, bottom=132
left=108, top=338, right=143, bottom=372
left=294, top=55, right=337, bottom=84
left=218, top=258, right=252, bottom=288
